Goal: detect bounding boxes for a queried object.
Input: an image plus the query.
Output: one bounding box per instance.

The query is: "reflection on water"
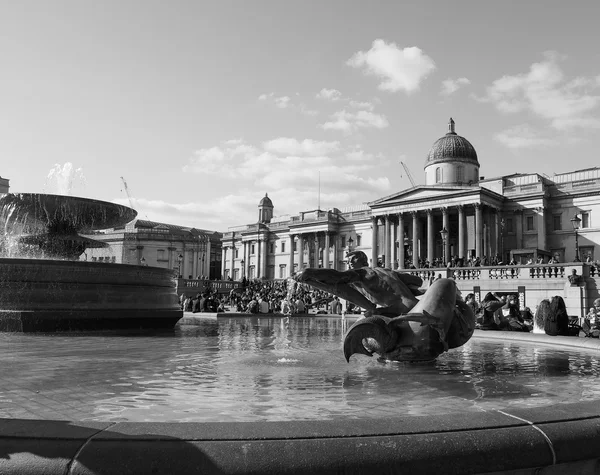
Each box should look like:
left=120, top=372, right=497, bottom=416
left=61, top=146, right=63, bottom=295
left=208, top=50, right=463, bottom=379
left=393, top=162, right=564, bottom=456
left=1, top=315, right=600, bottom=422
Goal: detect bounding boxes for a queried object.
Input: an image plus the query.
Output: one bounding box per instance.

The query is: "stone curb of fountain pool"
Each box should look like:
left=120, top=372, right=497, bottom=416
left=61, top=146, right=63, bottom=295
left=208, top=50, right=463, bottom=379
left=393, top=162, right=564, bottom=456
left=2, top=332, right=600, bottom=474
left=1, top=402, right=600, bottom=474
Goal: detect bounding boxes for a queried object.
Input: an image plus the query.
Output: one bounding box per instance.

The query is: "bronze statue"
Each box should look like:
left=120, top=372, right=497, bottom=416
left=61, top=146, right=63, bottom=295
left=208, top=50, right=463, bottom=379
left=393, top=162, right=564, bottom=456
left=294, top=251, right=475, bottom=362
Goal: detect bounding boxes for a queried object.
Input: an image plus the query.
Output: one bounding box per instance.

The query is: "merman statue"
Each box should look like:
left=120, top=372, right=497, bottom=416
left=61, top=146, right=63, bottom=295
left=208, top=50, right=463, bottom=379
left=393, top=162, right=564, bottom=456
left=294, top=251, right=475, bottom=362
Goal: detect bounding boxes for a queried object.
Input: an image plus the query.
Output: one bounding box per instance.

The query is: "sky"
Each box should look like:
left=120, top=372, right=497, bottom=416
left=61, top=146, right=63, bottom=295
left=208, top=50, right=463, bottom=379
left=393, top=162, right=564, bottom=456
left=2, top=0, right=600, bottom=232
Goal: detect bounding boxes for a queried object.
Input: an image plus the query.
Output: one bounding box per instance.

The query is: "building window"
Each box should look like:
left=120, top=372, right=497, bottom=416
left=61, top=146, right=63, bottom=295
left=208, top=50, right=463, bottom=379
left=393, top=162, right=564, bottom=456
left=580, top=246, right=594, bottom=262
left=235, top=248, right=239, bottom=258
left=269, top=242, right=274, bottom=254
left=293, top=241, right=297, bottom=252
left=111, top=256, right=116, bottom=263
left=526, top=216, right=534, bottom=231
left=157, top=249, right=166, bottom=261
left=341, top=236, right=346, bottom=248
left=581, top=212, right=590, bottom=228
left=456, top=166, right=464, bottom=183
left=356, top=235, right=362, bottom=247
left=281, top=242, right=286, bottom=253
left=435, top=167, right=441, bottom=183
left=506, top=218, right=513, bottom=233
left=279, top=264, right=286, bottom=278
left=553, top=214, right=562, bottom=231
left=251, top=244, right=255, bottom=254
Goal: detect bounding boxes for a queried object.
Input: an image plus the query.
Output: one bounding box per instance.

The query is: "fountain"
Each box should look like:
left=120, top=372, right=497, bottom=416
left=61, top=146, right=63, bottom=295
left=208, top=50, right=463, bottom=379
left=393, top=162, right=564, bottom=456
left=2, top=177, right=600, bottom=474
left=0, top=192, right=182, bottom=332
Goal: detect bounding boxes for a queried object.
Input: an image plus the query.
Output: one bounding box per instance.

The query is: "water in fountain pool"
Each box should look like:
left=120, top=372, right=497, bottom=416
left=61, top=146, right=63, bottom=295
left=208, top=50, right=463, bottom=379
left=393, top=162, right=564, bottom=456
left=1, top=315, right=600, bottom=423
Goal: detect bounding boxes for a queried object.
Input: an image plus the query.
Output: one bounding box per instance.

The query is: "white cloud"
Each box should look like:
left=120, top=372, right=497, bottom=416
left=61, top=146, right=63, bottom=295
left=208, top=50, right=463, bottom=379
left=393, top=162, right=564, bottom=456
left=440, top=77, right=471, bottom=96
left=263, top=138, right=341, bottom=156
left=494, top=124, right=559, bottom=149
left=181, top=138, right=391, bottom=225
left=258, top=92, right=292, bottom=109
left=477, top=51, right=600, bottom=130
left=349, top=100, right=375, bottom=110
left=321, top=110, right=389, bottom=132
left=347, top=40, right=436, bottom=93
left=316, top=88, right=342, bottom=101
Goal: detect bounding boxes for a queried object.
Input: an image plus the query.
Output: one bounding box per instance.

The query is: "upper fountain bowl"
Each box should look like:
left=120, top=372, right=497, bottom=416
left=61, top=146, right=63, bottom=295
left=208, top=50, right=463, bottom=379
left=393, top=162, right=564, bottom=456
left=1, top=193, right=137, bottom=259
left=1, top=193, right=137, bottom=232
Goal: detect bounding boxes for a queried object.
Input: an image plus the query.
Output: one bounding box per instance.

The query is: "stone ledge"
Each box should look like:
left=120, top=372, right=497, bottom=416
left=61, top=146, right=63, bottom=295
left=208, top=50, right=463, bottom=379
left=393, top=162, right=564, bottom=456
left=1, top=403, right=600, bottom=474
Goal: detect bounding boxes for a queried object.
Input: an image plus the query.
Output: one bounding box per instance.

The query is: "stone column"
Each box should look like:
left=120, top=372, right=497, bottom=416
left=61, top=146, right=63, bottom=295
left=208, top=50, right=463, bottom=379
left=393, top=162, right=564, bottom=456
left=537, top=207, right=546, bottom=250
left=384, top=215, right=391, bottom=268
left=243, top=241, right=248, bottom=279
left=260, top=238, right=267, bottom=278
left=458, top=205, right=465, bottom=260
left=324, top=232, right=330, bottom=268
left=221, top=246, right=227, bottom=279
left=390, top=216, right=397, bottom=268
left=412, top=211, right=419, bottom=268
left=371, top=216, right=378, bottom=267
left=475, top=204, right=483, bottom=258
left=427, top=209, right=434, bottom=263
left=332, top=234, right=338, bottom=270
left=288, top=234, right=295, bottom=277
left=314, top=233, right=320, bottom=268
left=442, top=207, right=450, bottom=264
left=297, top=233, right=304, bottom=272
left=492, top=208, right=499, bottom=258
left=230, top=244, right=235, bottom=278
left=515, top=210, right=523, bottom=249
left=398, top=213, right=405, bottom=269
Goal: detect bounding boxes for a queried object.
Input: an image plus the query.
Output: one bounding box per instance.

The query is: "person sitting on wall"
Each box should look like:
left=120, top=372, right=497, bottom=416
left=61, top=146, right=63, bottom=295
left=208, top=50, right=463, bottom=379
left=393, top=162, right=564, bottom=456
left=477, top=292, right=506, bottom=330
left=544, top=296, right=570, bottom=336
left=502, top=295, right=530, bottom=332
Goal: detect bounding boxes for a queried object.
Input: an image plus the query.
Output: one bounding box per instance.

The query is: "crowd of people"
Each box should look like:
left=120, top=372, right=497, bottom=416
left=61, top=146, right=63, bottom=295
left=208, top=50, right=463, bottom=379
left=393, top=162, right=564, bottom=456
left=404, top=254, right=564, bottom=269
left=180, top=278, right=358, bottom=315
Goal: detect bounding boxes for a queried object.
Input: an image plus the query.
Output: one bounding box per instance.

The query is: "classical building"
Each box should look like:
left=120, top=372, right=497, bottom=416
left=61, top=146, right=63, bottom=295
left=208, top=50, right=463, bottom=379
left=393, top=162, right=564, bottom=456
left=221, top=119, right=600, bottom=280
left=81, top=219, right=223, bottom=280
left=0, top=175, right=9, bottom=194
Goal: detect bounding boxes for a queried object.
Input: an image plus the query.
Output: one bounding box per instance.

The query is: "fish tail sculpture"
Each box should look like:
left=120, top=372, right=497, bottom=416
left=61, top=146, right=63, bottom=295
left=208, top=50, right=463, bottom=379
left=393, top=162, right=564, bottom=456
left=343, top=278, right=475, bottom=363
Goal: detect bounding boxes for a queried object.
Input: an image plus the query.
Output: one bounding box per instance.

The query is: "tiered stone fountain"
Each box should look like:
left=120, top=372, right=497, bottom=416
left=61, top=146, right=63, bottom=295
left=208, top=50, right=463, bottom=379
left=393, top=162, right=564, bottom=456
left=0, top=193, right=182, bottom=332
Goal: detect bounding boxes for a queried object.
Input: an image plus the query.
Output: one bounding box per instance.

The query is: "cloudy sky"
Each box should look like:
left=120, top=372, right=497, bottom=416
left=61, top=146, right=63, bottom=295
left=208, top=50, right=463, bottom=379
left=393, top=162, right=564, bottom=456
left=2, top=1, right=600, bottom=231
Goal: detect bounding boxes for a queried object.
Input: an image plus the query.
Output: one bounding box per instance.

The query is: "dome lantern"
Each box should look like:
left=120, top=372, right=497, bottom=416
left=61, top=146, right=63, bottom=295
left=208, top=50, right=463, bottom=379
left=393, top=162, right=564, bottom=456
left=258, top=193, right=274, bottom=223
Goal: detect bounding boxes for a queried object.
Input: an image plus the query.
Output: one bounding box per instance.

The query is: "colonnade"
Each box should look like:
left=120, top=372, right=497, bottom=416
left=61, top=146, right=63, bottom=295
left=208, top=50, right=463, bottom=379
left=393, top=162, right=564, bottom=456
left=371, top=204, right=503, bottom=268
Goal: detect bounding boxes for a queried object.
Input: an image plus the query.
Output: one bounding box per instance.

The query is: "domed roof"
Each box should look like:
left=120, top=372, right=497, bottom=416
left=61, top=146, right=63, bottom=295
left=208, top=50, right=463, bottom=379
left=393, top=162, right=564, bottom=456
left=258, top=193, right=273, bottom=207
left=425, top=118, right=479, bottom=167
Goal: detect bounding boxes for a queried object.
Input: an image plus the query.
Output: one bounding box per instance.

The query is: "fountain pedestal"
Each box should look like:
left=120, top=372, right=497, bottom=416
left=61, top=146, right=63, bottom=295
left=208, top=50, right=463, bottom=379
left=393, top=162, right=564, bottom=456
left=0, top=258, right=182, bottom=332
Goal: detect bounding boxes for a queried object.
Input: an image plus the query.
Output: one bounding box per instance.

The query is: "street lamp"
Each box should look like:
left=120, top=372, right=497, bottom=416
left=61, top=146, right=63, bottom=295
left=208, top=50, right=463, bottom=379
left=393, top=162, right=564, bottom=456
left=178, top=253, right=183, bottom=277
left=571, top=214, right=581, bottom=262
left=440, top=227, right=449, bottom=266
left=499, top=218, right=505, bottom=264
left=140, top=257, right=146, bottom=266
left=347, top=236, right=354, bottom=250
left=240, top=259, right=245, bottom=280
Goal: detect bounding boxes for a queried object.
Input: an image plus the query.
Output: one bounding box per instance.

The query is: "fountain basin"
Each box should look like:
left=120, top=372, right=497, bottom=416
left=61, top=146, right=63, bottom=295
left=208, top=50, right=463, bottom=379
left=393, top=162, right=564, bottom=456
left=0, top=258, right=181, bottom=331
left=2, top=328, right=600, bottom=473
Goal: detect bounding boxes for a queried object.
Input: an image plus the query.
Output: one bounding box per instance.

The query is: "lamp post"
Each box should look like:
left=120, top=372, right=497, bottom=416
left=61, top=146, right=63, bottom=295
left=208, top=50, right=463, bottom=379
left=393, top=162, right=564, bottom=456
left=347, top=236, right=354, bottom=251
left=440, top=227, right=448, bottom=266
left=178, top=253, right=183, bottom=277
left=499, top=218, right=505, bottom=264
left=140, top=257, right=146, bottom=266
left=571, top=214, right=581, bottom=262
left=240, top=259, right=245, bottom=280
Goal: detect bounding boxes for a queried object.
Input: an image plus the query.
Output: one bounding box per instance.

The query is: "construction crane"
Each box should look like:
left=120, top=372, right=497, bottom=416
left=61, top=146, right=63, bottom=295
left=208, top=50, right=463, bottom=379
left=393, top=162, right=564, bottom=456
left=120, top=176, right=135, bottom=209
left=400, top=161, right=417, bottom=187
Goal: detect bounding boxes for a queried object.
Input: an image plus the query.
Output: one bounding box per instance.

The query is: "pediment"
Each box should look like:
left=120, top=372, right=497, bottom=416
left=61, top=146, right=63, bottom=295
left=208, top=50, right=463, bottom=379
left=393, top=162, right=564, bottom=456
left=369, top=186, right=474, bottom=207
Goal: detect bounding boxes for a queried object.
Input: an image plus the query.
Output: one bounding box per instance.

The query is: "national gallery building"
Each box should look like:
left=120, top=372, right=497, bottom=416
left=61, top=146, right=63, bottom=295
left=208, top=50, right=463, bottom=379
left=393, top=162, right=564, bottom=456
left=221, top=119, right=600, bottom=281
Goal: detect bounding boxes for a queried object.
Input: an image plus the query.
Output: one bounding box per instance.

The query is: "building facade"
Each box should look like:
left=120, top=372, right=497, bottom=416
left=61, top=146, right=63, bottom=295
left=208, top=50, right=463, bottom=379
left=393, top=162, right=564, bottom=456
left=82, top=219, right=223, bottom=280
left=221, top=119, right=600, bottom=280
